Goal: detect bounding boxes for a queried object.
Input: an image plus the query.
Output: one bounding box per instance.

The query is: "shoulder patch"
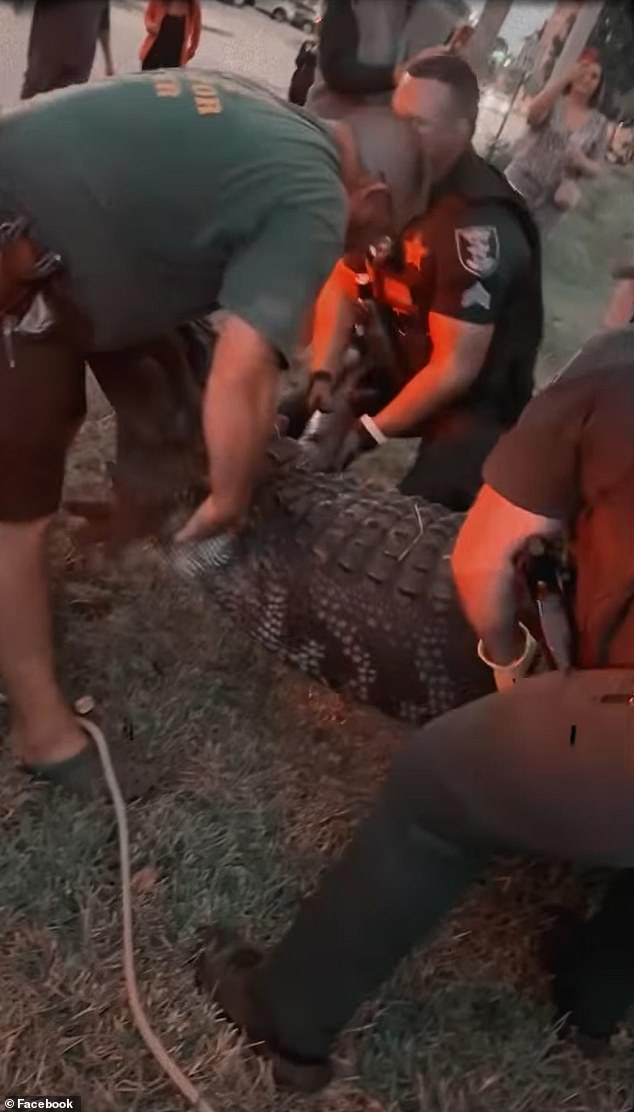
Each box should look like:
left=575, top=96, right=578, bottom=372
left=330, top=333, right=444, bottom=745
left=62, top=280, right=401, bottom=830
left=455, top=226, right=500, bottom=278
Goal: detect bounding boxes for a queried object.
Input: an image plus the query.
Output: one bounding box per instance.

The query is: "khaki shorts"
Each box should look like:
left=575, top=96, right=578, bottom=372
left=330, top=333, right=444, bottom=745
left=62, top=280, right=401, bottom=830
left=0, top=323, right=211, bottom=524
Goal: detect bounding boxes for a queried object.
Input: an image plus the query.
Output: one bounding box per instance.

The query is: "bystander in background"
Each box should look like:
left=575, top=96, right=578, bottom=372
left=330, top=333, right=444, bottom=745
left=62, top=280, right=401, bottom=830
left=505, top=48, right=609, bottom=235
left=20, top=0, right=114, bottom=99
left=139, top=0, right=202, bottom=71
left=305, top=0, right=473, bottom=120
left=288, top=38, right=318, bottom=106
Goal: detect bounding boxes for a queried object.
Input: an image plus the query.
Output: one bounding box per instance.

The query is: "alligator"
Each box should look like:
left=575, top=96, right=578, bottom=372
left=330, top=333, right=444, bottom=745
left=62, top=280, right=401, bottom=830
left=195, top=325, right=634, bottom=723
left=67, top=320, right=502, bottom=727
left=167, top=435, right=496, bottom=726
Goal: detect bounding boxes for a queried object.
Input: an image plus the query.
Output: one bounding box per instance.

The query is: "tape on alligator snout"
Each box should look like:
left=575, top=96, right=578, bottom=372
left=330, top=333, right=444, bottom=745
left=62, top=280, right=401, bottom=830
left=166, top=533, right=236, bottom=580
left=299, top=410, right=327, bottom=442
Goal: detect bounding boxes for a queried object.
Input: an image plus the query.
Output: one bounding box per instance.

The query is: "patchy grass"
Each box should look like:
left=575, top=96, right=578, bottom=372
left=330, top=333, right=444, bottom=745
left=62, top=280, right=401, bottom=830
left=537, top=164, right=634, bottom=386
left=2, top=172, right=634, bottom=1112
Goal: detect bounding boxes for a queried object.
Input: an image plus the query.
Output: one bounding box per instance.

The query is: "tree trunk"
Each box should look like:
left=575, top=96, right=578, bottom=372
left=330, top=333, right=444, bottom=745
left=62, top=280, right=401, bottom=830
left=462, top=0, right=513, bottom=77
left=549, top=2, right=603, bottom=83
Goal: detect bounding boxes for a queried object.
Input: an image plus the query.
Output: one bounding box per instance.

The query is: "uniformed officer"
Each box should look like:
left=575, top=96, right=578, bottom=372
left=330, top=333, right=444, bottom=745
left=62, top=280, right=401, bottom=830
left=199, top=324, right=634, bottom=1092
left=0, top=68, right=420, bottom=797
left=285, top=53, right=544, bottom=512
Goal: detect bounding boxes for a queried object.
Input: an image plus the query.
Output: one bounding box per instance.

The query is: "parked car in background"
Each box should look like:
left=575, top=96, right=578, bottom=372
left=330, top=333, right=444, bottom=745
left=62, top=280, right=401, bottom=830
left=257, top=0, right=318, bottom=33
left=290, top=1, right=320, bottom=33
left=219, top=0, right=320, bottom=35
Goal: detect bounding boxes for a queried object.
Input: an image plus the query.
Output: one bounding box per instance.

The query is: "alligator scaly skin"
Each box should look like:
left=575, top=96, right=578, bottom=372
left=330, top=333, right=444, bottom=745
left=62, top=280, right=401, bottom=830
left=179, top=439, right=495, bottom=725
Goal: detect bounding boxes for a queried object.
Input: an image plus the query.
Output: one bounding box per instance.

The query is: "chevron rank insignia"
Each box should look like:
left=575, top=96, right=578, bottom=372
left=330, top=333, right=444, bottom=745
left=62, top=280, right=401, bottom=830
left=461, top=281, right=491, bottom=310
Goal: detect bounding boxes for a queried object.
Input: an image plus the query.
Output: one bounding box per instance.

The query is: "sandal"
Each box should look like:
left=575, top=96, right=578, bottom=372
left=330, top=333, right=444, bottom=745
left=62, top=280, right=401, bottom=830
left=20, top=722, right=157, bottom=803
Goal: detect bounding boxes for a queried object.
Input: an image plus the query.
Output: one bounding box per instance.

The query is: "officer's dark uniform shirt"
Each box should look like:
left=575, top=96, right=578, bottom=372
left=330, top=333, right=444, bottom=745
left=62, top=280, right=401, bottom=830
left=483, top=334, right=634, bottom=668
left=375, top=149, right=540, bottom=428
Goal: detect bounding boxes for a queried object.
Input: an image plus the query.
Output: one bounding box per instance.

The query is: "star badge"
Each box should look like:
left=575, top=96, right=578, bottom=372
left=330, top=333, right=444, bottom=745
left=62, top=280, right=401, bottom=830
left=403, top=234, right=428, bottom=271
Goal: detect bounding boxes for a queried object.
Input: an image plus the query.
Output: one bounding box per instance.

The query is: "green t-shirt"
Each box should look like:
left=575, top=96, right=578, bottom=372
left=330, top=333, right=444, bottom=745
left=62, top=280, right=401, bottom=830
left=0, top=69, right=347, bottom=357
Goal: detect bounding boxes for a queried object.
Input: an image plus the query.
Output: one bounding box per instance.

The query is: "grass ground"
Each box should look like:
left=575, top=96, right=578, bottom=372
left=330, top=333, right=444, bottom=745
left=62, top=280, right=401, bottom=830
left=1, top=169, right=634, bottom=1112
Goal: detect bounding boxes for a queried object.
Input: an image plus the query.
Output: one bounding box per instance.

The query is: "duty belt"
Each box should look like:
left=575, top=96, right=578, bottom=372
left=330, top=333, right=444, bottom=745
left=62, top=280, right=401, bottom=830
left=523, top=540, right=575, bottom=671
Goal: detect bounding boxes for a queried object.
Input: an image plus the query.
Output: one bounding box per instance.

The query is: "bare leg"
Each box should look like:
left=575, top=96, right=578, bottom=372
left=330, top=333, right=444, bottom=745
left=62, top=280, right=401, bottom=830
left=0, top=324, right=88, bottom=766
left=0, top=517, right=86, bottom=767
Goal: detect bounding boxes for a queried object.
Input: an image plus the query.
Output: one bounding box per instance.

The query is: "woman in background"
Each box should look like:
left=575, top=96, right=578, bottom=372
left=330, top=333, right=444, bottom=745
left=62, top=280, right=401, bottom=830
left=139, top=0, right=202, bottom=71
left=288, top=38, right=318, bottom=107
left=505, top=49, right=608, bottom=235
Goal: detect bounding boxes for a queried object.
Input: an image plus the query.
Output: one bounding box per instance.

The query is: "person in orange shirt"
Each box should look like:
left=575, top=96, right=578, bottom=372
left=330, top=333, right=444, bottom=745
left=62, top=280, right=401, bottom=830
left=139, top=0, right=202, bottom=71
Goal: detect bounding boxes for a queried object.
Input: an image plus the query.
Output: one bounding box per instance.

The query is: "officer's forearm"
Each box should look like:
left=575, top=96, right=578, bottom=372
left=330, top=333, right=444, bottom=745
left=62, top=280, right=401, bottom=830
left=452, top=485, right=563, bottom=666
left=203, top=317, right=279, bottom=520
left=455, top=562, right=524, bottom=666
left=452, top=512, right=525, bottom=666
left=373, top=358, right=479, bottom=437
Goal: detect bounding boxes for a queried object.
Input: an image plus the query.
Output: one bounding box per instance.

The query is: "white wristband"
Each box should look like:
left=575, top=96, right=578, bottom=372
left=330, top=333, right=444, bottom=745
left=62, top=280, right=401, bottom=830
left=359, top=413, right=388, bottom=445
left=477, top=623, right=539, bottom=691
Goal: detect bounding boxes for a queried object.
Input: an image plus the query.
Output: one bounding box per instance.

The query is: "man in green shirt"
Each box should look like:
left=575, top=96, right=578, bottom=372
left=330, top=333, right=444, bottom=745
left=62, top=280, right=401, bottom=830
left=0, top=68, right=422, bottom=796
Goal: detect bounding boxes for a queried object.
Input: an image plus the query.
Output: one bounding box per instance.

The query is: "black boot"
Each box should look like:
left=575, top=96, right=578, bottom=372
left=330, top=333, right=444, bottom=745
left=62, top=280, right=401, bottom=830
left=195, top=927, right=333, bottom=1093
left=541, top=872, right=634, bottom=1054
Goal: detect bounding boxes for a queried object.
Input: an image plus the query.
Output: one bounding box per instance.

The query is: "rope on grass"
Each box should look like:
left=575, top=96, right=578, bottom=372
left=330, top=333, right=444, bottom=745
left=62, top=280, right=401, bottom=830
left=79, top=717, right=216, bottom=1112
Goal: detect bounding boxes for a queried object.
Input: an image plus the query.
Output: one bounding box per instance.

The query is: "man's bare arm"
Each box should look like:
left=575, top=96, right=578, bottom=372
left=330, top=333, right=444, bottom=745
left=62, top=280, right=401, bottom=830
left=451, top=484, right=563, bottom=664
left=310, top=259, right=358, bottom=375
left=373, top=313, right=493, bottom=436
left=176, top=315, right=278, bottom=542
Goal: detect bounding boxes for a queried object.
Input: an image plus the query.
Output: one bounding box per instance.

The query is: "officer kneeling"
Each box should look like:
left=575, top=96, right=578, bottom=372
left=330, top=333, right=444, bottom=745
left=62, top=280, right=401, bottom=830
left=199, top=324, right=634, bottom=1092
left=283, top=54, right=543, bottom=512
